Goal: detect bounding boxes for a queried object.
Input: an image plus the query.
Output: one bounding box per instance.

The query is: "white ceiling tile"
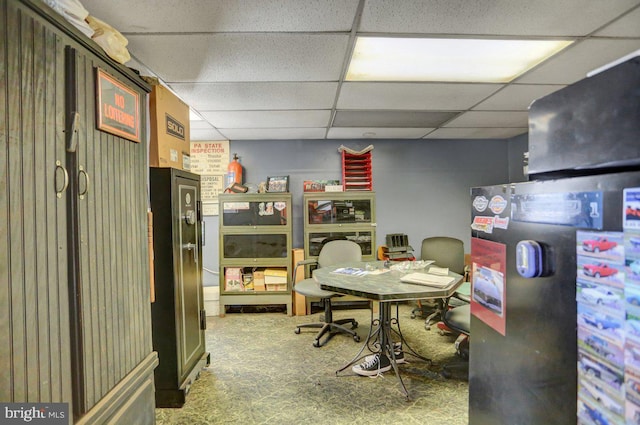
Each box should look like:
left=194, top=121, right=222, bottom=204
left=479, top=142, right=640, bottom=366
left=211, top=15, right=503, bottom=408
left=219, top=128, right=327, bottom=140
left=595, top=7, right=640, bottom=37
left=517, top=39, right=640, bottom=84
left=359, top=0, right=640, bottom=36
left=169, top=82, right=339, bottom=110
left=127, top=33, right=349, bottom=82
left=190, top=120, right=214, bottom=129
left=201, top=110, right=331, bottom=128
left=337, top=83, right=502, bottom=110
left=190, top=128, right=227, bottom=141
left=82, top=0, right=360, bottom=33
left=333, top=110, right=458, bottom=127
left=425, top=128, right=528, bottom=139
left=473, top=84, right=566, bottom=110
left=445, top=111, right=529, bottom=128
left=327, top=127, right=433, bottom=139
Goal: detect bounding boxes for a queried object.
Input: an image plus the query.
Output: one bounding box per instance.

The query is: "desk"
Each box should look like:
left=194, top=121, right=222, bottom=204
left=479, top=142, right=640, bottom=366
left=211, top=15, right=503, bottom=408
left=314, top=261, right=463, bottom=399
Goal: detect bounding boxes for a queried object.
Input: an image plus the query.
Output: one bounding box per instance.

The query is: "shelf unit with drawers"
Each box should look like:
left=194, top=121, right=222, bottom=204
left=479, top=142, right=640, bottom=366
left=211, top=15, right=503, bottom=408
left=218, top=193, right=293, bottom=316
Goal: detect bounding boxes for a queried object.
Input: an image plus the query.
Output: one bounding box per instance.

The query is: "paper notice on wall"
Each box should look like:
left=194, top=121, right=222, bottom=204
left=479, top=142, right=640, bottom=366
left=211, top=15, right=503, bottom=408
left=190, top=140, right=230, bottom=215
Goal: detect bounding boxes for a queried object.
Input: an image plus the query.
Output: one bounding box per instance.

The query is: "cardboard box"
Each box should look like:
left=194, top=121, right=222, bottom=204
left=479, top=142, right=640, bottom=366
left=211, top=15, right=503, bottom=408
left=292, top=248, right=306, bottom=316
left=224, top=267, right=243, bottom=292
left=145, top=78, right=191, bottom=170
left=253, top=269, right=266, bottom=291
left=265, top=282, right=287, bottom=291
left=264, top=268, right=287, bottom=284
left=264, top=268, right=287, bottom=292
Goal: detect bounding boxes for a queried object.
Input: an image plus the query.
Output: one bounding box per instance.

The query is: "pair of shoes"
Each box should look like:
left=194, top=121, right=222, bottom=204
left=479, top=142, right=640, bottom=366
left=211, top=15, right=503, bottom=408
left=352, top=353, right=391, bottom=376
left=363, top=342, right=406, bottom=364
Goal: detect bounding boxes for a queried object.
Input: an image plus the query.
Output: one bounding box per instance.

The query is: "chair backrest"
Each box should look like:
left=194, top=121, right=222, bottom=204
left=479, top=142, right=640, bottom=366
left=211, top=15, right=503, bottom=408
left=317, top=240, right=362, bottom=268
left=421, top=236, right=465, bottom=275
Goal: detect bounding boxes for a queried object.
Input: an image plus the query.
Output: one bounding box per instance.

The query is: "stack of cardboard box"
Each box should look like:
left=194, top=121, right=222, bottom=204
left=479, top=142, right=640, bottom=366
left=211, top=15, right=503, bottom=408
left=144, top=77, right=191, bottom=171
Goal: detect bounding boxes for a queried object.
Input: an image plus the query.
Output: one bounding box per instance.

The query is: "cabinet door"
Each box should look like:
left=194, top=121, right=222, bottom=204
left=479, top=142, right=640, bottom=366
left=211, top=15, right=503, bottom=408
left=306, top=197, right=374, bottom=225
left=175, top=177, right=206, bottom=383
left=66, top=45, right=152, bottom=413
left=1, top=0, right=72, bottom=404
left=221, top=198, right=289, bottom=226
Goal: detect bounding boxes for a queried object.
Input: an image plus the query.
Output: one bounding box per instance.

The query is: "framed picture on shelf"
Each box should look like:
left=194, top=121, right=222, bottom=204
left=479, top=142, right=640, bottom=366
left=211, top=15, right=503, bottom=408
left=267, top=175, right=289, bottom=193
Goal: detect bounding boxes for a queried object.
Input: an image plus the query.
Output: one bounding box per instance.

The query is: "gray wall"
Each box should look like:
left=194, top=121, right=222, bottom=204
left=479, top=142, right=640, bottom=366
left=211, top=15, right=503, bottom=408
left=203, top=136, right=528, bottom=286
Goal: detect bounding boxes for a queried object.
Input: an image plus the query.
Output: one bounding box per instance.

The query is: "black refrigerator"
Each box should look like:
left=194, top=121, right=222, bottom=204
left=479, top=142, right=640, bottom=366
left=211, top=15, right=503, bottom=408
left=469, top=56, right=640, bottom=424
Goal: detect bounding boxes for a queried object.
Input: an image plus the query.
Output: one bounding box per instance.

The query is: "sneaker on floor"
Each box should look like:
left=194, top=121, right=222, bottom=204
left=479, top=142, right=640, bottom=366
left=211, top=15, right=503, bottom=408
left=352, top=353, right=391, bottom=376
left=363, top=342, right=406, bottom=364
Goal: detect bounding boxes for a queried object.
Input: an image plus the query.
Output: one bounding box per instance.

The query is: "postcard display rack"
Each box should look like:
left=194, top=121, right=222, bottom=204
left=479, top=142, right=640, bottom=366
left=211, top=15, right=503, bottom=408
left=303, top=192, right=377, bottom=267
left=218, top=193, right=293, bottom=316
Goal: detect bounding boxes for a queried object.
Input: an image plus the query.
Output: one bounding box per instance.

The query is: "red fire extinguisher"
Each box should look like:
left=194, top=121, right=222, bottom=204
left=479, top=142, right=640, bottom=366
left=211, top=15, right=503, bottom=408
left=227, top=153, right=243, bottom=186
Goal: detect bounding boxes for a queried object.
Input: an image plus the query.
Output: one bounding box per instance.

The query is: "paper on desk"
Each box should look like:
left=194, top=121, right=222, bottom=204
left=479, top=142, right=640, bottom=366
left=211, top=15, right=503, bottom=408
left=331, top=267, right=367, bottom=276
left=367, top=268, right=391, bottom=275
left=428, top=266, right=449, bottom=276
left=400, top=272, right=455, bottom=287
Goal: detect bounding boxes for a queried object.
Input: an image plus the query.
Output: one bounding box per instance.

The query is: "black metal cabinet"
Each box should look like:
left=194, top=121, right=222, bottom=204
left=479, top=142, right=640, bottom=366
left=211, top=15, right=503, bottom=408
left=150, top=168, right=209, bottom=407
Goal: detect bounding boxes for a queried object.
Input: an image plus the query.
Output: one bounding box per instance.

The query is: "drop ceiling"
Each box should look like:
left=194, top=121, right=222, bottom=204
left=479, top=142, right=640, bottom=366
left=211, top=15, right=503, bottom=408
left=81, top=0, right=640, bottom=141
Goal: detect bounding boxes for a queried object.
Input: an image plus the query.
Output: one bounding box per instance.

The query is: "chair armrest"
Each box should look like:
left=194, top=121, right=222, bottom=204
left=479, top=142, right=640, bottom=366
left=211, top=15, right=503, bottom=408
left=292, top=258, right=319, bottom=283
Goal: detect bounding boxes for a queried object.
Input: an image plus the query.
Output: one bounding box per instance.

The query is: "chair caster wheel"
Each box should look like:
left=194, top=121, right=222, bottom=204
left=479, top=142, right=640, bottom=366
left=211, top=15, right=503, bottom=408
left=313, top=340, right=321, bottom=348
left=353, top=335, right=361, bottom=342
left=294, top=327, right=301, bottom=334
left=442, top=368, right=452, bottom=379
left=352, top=321, right=358, bottom=328
left=411, top=313, right=416, bottom=319
left=425, top=324, right=431, bottom=331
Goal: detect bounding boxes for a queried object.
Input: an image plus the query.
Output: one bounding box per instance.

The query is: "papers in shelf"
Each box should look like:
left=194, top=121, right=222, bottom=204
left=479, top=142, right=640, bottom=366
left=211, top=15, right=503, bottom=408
left=400, top=272, right=455, bottom=287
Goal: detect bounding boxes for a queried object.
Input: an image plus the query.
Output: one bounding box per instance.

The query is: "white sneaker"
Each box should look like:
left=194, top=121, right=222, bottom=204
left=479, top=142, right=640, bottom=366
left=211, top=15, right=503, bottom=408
left=363, top=342, right=406, bottom=365
left=352, top=353, right=392, bottom=376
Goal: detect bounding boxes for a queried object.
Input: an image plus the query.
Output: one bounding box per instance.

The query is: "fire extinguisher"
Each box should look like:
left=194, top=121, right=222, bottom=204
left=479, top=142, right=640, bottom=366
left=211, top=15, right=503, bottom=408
left=227, top=153, right=243, bottom=187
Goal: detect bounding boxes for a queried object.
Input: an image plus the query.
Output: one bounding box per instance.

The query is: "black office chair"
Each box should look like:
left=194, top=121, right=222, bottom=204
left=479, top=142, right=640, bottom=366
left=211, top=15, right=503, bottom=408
left=413, top=236, right=468, bottom=330
left=441, top=299, right=470, bottom=379
left=293, top=240, right=362, bottom=347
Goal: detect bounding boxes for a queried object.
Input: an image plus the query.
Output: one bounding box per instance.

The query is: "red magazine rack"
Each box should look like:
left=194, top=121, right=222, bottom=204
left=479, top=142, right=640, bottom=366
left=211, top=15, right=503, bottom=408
left=341, top=150, right=372, bottom=191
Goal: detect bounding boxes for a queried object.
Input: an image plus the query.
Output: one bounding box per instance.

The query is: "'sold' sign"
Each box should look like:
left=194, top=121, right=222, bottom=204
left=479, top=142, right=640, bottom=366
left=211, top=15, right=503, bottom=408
left=96, top=68, right=140, bottom=143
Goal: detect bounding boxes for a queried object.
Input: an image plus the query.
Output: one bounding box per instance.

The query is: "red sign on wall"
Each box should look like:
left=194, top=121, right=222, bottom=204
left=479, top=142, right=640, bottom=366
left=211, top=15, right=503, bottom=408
left=96, top=68, right=140, bottom=143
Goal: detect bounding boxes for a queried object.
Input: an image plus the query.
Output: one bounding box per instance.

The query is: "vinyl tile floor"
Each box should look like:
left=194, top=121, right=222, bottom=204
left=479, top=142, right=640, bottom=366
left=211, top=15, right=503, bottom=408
left=156, top=303, right=469, bottom=425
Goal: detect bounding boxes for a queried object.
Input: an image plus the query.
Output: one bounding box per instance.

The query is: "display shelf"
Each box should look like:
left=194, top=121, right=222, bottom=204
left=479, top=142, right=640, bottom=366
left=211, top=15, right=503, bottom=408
left=218, top=193, right=293, bottom=316
left=303, top=191, right=377, bottom=262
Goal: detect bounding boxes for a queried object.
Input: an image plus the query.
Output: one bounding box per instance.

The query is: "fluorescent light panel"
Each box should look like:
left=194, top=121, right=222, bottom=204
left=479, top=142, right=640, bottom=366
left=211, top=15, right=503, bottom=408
left=346, top=37, right=573, bottom=83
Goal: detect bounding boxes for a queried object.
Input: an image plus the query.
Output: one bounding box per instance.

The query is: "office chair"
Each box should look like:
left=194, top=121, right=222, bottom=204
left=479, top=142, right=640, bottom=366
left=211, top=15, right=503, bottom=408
left=440, top=299, right=470, bottom=379
left=293, top=240, right=362, bottom=347
left=414, top=236, right=467, bottom=330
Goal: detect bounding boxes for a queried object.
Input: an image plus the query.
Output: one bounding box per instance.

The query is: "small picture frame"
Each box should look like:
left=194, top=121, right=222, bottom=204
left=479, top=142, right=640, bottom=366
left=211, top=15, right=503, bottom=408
left=266, top=175, right=289, bottom=193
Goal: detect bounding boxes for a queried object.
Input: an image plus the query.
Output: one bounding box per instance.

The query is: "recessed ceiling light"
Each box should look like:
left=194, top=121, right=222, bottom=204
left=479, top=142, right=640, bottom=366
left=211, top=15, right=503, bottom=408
left=346, top=37, right=573, bottom=83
